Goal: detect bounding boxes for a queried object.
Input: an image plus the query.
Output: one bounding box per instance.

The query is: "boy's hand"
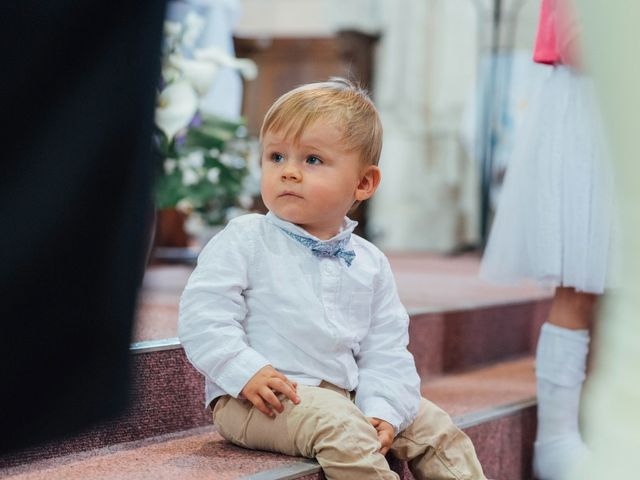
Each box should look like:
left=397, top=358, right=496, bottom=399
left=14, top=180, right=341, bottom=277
left=240, top=365, right=300, bottom=417
left=368, top=417, right=394, bottom=455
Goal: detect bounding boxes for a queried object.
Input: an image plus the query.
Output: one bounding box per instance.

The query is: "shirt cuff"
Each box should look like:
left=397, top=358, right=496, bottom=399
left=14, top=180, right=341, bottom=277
left=358, top=397, right=404, bottom=435
left=215, top=348, right=271, bottom=398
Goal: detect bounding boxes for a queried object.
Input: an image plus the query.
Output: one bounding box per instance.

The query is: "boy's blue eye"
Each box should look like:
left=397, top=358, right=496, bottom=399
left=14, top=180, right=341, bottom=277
left=271, top=152, right=284, bottom=163
left=306, top=156, right=322, bottom=165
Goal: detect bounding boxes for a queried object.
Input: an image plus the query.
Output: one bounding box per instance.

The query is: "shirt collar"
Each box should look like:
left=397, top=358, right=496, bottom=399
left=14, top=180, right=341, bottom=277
left=265, top=211, right=358, bottom=244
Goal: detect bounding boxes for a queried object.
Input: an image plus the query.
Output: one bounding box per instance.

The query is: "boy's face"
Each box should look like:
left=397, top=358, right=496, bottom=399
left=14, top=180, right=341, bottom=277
left=260, top=118, right=379, bottom=239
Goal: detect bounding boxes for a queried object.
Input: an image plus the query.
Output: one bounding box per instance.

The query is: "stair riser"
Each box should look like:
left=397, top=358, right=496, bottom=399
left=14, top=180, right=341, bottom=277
left=467, top=407, right=536, bottom=480
left=0, top=349, right=208, bottom=469
left=409, top=300, right=549, bottom=377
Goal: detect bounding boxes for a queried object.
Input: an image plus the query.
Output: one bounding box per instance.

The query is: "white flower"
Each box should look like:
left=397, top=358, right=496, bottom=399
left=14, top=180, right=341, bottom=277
left=184, top=212, right=206, bottom=235
left=207, top=168, right=221, bottom=184
left=176, top=198, right=194, bottom=214
left=155, top=80, right=198, bottom=140
left=169, top=54, right=220, bottom=97
left=182, top=11, right=205, bottom=49
left=163, top=158, right=177, bottom=174
left=238, top=194, right=253, bottom=209
left=163, top=21, right=182, bottom=39
left=219, top=152, right=246, bottom=169
left=193, top=46, right=233, bottom=65
left=242, top=174, right=261, bottom=196
left=234, top=58, right=258, bottom=80
left=194, top=46, right=258, bottom=80
left=182, top=168, right=200, bottom=186
left=208, top=148, right=220, bottom=157
left=186, top=150, right=205, bottom=168
left=225, top=207, right=248, bottom=222
left=218, top=152, right=233, bottom=167
left=161, top=65, right=181, bottom=84
left=162, top=21, right=183, bottom=56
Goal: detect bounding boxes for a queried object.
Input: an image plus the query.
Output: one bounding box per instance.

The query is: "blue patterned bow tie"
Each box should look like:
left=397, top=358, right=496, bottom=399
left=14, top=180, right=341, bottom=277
left=278, top=228, right=356, bottom=267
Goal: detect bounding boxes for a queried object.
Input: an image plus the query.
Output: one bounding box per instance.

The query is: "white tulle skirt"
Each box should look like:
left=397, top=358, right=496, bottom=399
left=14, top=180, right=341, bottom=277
left=480, top=65, right=614, bottom=294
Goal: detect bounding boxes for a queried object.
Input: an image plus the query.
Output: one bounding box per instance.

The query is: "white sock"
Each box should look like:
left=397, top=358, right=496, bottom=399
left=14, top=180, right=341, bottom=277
left=533, top=323, right=590, bottom=480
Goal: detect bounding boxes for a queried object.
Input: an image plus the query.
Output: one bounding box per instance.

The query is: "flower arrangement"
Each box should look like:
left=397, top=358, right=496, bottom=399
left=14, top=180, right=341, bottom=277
left=153, top=12, right=260, bottom=235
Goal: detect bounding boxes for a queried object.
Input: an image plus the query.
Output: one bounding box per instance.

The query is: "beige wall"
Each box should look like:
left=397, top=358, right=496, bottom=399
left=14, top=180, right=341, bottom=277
left=237, top=0, right=335, bottom=36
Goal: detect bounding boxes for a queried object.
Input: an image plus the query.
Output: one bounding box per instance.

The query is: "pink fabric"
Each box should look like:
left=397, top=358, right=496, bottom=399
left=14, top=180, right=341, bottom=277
left=533, top=0, right=581, bottom=67
left=533, top=0, right=559, bottom=65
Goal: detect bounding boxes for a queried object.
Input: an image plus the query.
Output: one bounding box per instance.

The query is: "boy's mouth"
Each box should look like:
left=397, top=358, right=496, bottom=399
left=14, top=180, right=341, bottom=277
left=279, top=191, right=303, bottom=199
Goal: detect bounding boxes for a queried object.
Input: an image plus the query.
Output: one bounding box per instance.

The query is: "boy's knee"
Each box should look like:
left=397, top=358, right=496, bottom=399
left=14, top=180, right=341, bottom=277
left=308, top=412, right=381, bottom=459
left=290, top=387, right=379, bottom=455
left=403, top=398, right=461, bottom=443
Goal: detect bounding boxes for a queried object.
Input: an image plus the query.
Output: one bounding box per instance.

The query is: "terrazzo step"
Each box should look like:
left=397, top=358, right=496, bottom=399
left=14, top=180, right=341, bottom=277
left=0, top=357, right=537, bottom=480
left=0, top=293, right=547, bottom=471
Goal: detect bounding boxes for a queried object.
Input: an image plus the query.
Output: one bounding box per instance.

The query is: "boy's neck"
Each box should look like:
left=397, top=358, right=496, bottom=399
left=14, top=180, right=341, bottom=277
left=267, top=211, right=356, bottom=241
left=296, top=222, right=340, bottom=240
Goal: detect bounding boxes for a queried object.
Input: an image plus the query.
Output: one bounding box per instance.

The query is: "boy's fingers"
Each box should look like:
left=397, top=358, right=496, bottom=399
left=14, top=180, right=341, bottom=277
left=266, top=369, right=298, bottom=395
left=368, top=417, right=380, bottom=427
left=269, top=378, right=300, bottom=404
left=272, top=370, right=290, bottom=383
left=375, top=429, right=392, bottom=453
left=249, top=394, right=273, bottom=417
left=260, top=387, right=283, bottom=413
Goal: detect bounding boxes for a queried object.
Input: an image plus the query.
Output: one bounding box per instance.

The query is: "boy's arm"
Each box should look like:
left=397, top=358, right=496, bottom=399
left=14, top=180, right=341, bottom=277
left=354, top=256, right=421, bottom=435
left=178, top=220, right=270, bottom=398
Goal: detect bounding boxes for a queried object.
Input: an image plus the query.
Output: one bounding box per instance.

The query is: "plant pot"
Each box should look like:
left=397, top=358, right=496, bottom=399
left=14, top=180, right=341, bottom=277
left=153, top=208, right=190, bottom=248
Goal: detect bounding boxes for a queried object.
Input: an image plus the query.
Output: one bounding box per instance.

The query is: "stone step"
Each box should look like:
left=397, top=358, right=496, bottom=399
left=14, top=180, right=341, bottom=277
left=0, top=289, right=546, bottom=468
left=0, top=357, right=536, bottom=480
left=0, top=293, right=546, bottom=470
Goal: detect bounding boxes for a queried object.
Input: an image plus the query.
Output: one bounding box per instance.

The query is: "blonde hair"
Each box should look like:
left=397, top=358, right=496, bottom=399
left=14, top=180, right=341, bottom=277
left=260, top=77, right=383, bottom=166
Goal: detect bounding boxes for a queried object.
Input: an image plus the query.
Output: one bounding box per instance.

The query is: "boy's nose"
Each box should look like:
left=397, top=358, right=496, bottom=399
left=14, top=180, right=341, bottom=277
left=281, top=164, right=301, bottom=182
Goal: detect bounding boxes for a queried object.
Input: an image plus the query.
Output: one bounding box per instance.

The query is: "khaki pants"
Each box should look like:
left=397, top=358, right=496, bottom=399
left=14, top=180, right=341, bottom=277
left=213, top=382, right=486, bottom=480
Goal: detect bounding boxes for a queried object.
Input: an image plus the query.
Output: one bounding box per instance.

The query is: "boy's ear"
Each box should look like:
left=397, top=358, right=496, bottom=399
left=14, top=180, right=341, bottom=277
left=355, top=165, right=381, bottom=201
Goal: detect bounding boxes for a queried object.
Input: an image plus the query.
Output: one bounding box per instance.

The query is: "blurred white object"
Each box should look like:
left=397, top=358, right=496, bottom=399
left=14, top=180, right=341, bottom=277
left=169, top=53, right=221, bottom=96
left=156, top=4, right=257, bottom=141
left=167, top=0, right=245, bottom=119
left=568, top=0, right=640, bottom=478
left=155, top=81, right=199, bottom=140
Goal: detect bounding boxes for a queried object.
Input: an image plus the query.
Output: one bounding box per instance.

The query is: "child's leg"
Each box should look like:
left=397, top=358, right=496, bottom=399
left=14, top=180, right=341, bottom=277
left=390, top=398, right=486, bottom=480
left=213, top=384, right=400, bottom=480
left=533, top=287, right=594, bottom=480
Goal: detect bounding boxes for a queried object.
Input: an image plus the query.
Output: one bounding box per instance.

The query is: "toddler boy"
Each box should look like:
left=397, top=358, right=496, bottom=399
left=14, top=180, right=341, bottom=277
left=179, top=78, right=486, bottom=479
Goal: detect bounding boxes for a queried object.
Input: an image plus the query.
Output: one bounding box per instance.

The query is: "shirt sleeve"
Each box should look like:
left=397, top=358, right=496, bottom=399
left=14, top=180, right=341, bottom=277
left=354, top=256, right=421, bottom=434
left=178, top=218, right=270, bottom=398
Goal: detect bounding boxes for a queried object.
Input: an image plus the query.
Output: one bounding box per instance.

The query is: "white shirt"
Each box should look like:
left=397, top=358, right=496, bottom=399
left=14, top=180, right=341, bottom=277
left=178, top=212, right=421, bottom=433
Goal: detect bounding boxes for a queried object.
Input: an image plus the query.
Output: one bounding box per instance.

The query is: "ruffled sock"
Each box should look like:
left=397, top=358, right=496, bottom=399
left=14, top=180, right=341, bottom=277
left=533, top=323, right=590, bottom=480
